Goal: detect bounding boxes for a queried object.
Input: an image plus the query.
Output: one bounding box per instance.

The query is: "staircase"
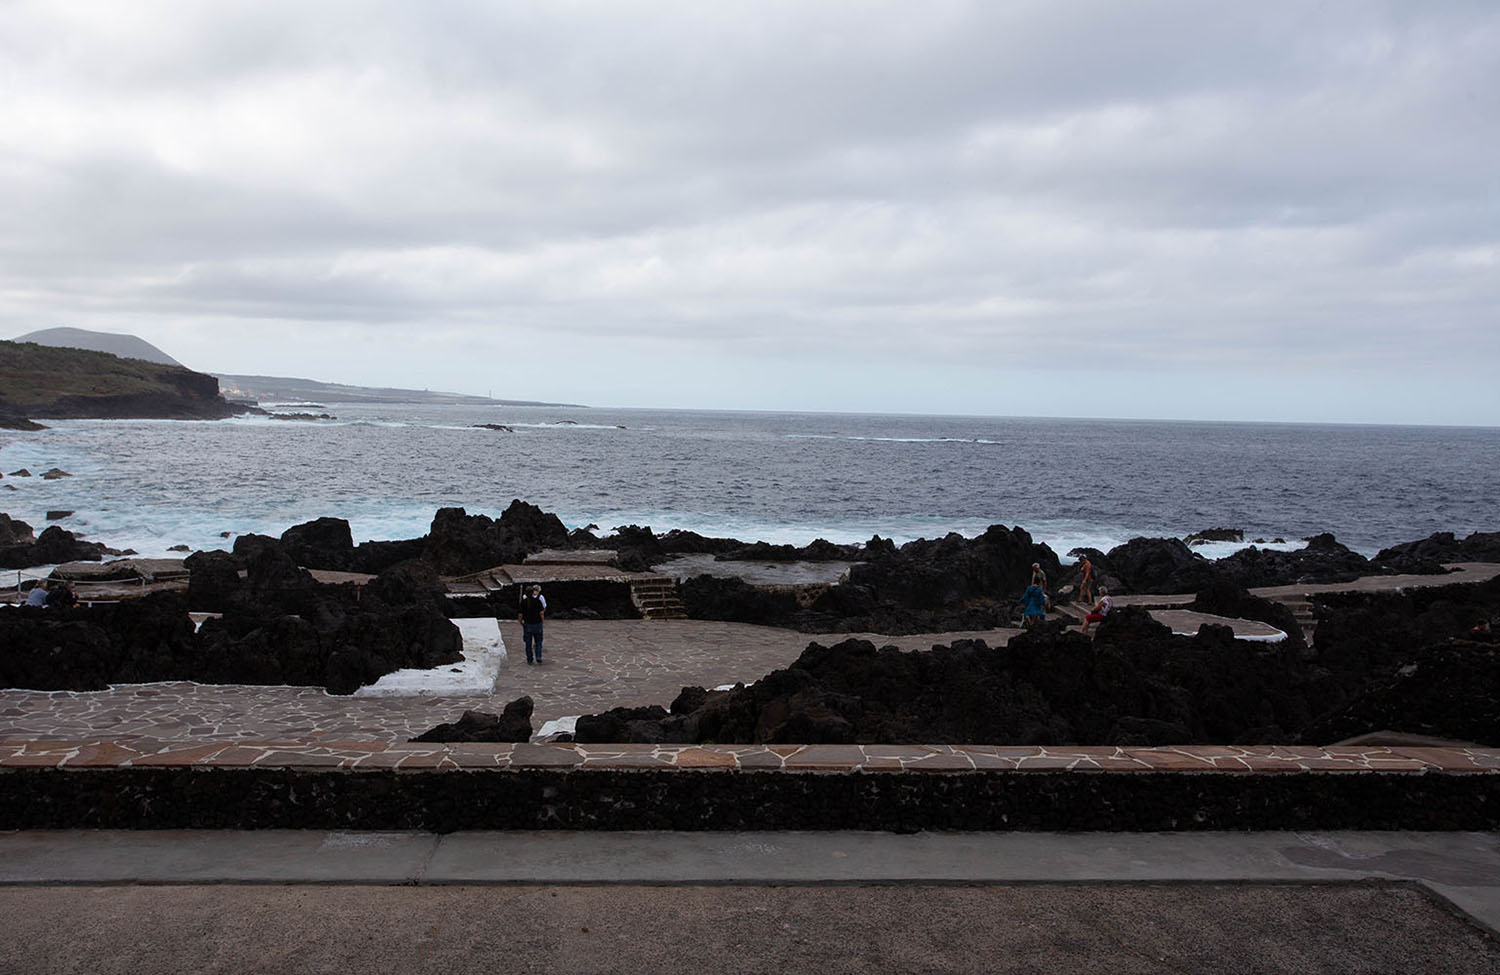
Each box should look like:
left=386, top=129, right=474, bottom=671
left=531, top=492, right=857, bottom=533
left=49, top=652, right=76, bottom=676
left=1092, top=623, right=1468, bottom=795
left=630, top=576, right=687, bottom=620
left=1274, top=596, right=1318, bottom=643
left=1050, top=600, right=1087, bottom=626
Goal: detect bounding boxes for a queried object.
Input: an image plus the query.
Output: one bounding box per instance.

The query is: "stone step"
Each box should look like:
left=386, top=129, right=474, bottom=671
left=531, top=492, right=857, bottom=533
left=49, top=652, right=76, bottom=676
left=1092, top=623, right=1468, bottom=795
left=629, top=579, right=687, bottom=621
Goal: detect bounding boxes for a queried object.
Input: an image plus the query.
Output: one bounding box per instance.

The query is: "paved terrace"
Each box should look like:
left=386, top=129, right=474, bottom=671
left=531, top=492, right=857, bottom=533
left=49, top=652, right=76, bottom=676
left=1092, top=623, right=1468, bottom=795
left=1110, top=561, right=1500, bottom=607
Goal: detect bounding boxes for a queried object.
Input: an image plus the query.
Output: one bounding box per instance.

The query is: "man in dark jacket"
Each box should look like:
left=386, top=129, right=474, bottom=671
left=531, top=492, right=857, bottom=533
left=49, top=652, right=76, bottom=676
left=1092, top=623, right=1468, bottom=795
left=517, top=584, right=546, bottom=664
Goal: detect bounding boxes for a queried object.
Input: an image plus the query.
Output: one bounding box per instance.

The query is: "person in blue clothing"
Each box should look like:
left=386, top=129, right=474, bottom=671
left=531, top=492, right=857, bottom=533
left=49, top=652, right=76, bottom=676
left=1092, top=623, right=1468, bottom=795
left=1020, top=582, right=1047, bottom=628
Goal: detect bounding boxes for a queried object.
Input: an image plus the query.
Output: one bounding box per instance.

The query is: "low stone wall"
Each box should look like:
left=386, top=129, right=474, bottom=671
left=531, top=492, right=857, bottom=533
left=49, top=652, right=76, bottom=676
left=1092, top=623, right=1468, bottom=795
left=2, top=742, right=1496, bottom=832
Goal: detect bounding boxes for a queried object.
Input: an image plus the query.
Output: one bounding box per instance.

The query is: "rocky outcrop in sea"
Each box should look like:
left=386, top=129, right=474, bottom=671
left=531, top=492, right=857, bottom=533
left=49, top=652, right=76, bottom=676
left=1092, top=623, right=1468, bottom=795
left=0, top=513, right=109, bottom=569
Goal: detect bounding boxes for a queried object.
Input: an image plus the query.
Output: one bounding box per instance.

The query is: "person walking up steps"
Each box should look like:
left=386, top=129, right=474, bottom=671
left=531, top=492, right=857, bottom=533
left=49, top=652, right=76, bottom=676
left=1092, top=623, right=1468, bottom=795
left=518, top=584, right=547, bottom=664
left=1020, top=582, right=1047, bottom=629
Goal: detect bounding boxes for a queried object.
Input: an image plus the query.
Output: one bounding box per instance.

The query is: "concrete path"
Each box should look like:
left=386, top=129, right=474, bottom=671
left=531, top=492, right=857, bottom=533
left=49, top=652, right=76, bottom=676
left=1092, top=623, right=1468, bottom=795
left=1112, top=561, right=1500, bottom=609
left=1, top=830, right=1496, bottom=973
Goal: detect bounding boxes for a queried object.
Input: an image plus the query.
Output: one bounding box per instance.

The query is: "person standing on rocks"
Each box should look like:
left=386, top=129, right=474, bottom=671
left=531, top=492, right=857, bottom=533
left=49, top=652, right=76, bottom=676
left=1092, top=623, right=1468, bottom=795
left=1077, top=555, right=1094, bottom=605
left=517, top=584, right=547, bottom=664
left=1030, top=562, right=1051, bottom=612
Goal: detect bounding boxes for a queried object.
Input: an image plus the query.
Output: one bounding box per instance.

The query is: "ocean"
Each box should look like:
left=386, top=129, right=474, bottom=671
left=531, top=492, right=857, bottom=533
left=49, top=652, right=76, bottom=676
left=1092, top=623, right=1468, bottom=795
left=1, top=404, right=1496, bottom=566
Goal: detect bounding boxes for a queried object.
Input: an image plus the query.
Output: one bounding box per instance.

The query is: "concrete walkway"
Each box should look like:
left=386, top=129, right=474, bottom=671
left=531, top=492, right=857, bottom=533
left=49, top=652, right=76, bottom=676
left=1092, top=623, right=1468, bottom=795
left=1112, top=561, right=1500, bottom=609
left=1, top=830, right=1496, bottom=973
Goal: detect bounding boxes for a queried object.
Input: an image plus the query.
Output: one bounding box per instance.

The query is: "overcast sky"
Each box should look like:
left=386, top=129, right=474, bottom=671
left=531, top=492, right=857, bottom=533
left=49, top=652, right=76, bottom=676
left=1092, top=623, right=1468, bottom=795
left=2, top=2, right=1496, bottom=424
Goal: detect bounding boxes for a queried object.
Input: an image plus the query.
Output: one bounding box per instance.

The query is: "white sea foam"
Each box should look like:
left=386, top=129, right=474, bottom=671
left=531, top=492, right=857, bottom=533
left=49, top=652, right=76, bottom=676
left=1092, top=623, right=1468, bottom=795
left=1185, top=538, right=1307, bottom=560
left=787, top=434, right=1008, bottom=445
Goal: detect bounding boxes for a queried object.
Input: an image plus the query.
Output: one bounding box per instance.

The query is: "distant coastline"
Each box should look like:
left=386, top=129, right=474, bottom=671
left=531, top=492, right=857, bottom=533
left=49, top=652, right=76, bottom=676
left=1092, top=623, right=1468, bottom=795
left=215, top=374, right=584, bottom=408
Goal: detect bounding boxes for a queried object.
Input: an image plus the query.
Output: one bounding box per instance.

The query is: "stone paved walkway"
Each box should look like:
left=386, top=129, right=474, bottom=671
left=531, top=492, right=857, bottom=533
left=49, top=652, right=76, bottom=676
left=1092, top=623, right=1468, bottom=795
left=1112, top=561, right=1500, bottom=608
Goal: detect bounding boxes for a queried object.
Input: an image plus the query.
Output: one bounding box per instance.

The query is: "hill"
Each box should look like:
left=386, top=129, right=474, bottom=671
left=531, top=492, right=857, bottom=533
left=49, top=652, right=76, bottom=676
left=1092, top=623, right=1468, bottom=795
left=0, top=341, right=240, bottom=424
left=7, top=326, right=581, bottom=408
left=11, top=327, right=185, bottom=367
left=215, top=374, right=578, bottom=407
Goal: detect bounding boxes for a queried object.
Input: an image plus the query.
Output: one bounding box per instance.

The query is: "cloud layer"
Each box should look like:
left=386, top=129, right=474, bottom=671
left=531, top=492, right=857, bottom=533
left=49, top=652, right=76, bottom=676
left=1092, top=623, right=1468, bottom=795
left=2, top=1, right=1496, bottom=421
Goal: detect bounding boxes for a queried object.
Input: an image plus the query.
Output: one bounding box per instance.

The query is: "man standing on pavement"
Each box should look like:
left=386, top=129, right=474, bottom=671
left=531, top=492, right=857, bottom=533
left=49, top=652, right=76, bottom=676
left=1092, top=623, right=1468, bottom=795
left=1077, top=555, right=1095, bottom=605
left=518, top=584, right=546, bottom=664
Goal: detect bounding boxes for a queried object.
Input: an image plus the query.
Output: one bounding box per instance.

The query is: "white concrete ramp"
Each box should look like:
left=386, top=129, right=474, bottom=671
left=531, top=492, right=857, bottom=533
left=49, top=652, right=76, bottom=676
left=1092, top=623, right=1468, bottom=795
left=352, top=618, right=506, bottom=697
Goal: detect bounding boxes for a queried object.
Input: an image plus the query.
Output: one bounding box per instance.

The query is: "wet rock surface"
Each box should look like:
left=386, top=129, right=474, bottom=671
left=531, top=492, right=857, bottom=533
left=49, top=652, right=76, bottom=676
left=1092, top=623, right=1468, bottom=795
left=0, top=522, right=109, bottom=569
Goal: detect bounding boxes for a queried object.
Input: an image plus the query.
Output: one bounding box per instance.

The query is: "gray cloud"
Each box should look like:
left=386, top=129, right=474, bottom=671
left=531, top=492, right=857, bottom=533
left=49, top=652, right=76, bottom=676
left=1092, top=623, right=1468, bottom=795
left=1, top=1, right=1496, bottom=419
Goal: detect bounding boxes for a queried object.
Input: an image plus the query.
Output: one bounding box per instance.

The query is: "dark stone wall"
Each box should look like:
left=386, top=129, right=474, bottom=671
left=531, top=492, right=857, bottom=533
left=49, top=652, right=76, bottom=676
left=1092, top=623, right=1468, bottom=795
left=2, top=766, right=1495, bottom=832
left=484, top=581, right=641, bottom=620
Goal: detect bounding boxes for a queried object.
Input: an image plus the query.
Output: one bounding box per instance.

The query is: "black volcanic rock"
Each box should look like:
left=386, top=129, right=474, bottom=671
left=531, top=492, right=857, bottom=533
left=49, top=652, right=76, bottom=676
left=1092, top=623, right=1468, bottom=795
left=420, top=502, right=567, bottom=576
left=497, top=499, right=569, bottom=551
left=603, top=524, right=668, bottom=569
left=1216, top=533, right=1373, bottom=588
left=577, top=571, right=1500, bottom=749
left=1300, top=636, right=1500, bottom=746
left=1374, top=531, right=1500, bottom=572
left=411, top=699, right=535, bottom=743
left=0, top=593, right=199, bottom=691
left=281, top=516, right=356, bottom=571
left=0, top=513, right=34, bottom=547
left=350, top=537, right=427, bottom=575
left=190, top=559, right=462, bottom=694
left=184, top=550, right=242, bottom=612
left=0, top=524, right=107, bottom=569
left=716, top=539, right=862, bottom=562
left=677, top=524, right=1057, bottom=635
left=677, top=575, right=801, bottom=626
left=1184, top=527, right=1244, bottom=544
left=1309, top=576, right=1500, bottom=683
left=175, top=537, right=464, bottom=693
left=840, top=524, right=1061, bottom=620
left=657, top=529, right=743, bottom=556
left=1099, top=537, right=1221, bottom=594
left=230, top=533, right=282, bottom=564
left=574, top=615, right=1317, bottom=746
left=573, top=704, right=674, bottom=744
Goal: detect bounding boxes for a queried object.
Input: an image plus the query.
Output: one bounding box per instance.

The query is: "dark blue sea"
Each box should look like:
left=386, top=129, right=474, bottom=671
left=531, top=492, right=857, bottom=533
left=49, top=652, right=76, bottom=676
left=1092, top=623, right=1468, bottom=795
left=2, top=404, right=1496, bottom=564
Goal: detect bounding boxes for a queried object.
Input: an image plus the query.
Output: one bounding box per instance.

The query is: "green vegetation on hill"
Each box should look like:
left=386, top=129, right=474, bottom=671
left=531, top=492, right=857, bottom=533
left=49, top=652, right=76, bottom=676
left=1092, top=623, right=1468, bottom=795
left=0, top=341, right=236, bottom=420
